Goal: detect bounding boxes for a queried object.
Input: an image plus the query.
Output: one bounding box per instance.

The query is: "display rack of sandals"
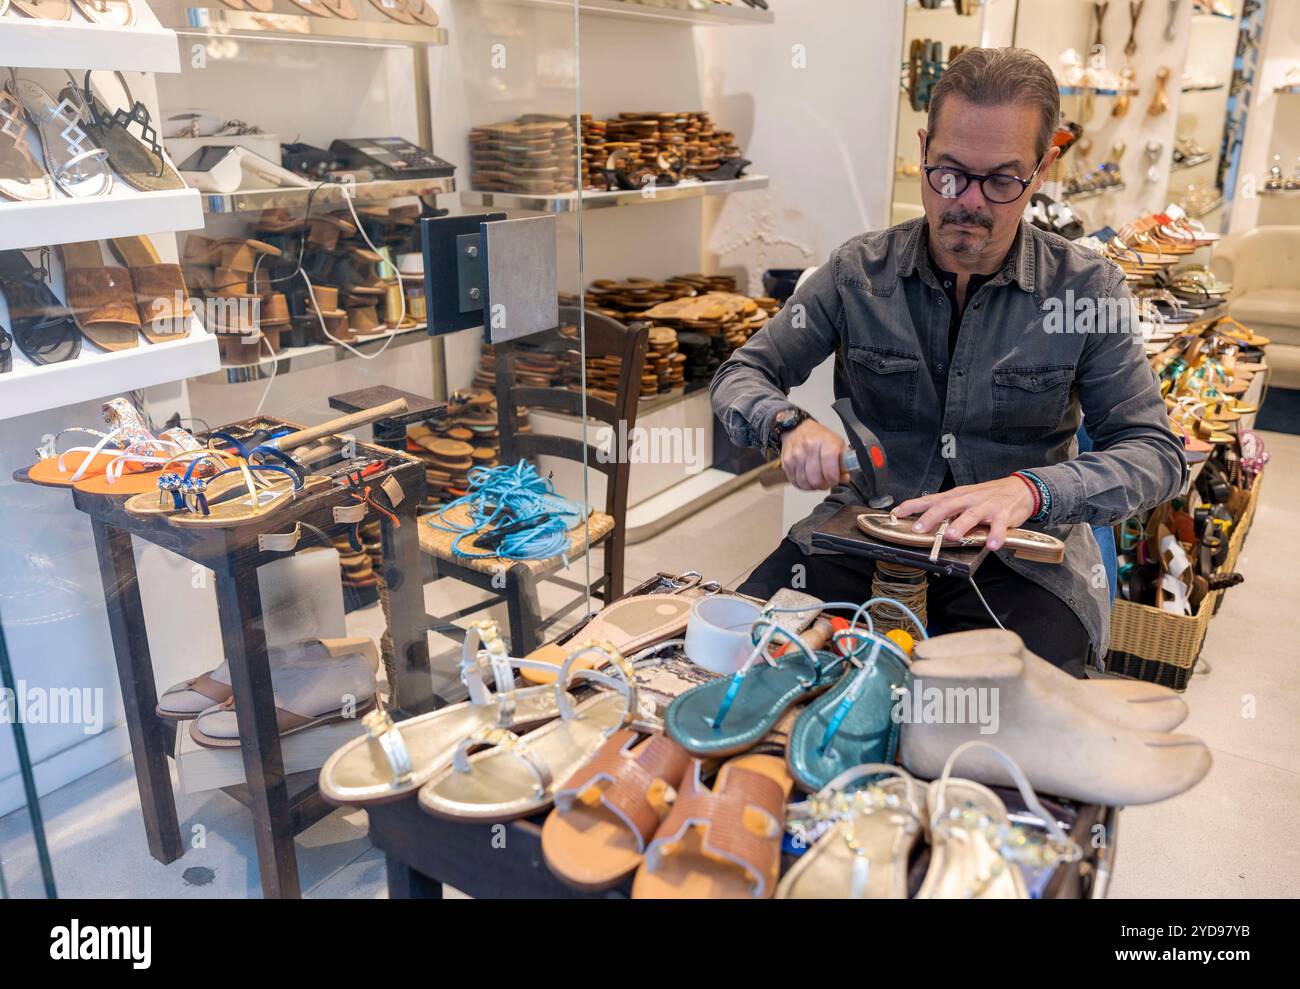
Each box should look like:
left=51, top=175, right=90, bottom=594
left=0, top=4, right=220, bottom=421
left=146, top=1, right=452, bottom=371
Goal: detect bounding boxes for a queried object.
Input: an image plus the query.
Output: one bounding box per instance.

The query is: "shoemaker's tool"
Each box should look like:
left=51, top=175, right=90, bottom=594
left=222, top=398, right=410, bottom=454
left=759, top=398, right=892, bottom=509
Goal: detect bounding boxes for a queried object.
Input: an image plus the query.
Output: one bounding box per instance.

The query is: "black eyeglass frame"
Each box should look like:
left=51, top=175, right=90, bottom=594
left=921, top=139, right=1046, bottom=205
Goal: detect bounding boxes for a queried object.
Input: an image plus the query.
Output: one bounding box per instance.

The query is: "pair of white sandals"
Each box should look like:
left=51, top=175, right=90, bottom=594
left=778, top=741, right=1081, bottom=899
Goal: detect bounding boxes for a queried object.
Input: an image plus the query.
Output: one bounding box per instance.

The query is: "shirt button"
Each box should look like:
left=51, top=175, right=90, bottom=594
left=973, top=302, right=982, bottom=310
left=944, top=280, right=952, bottom=289
left=955, top=369, right=964, bottom=376
left=936, top=364, right=945, bottom=374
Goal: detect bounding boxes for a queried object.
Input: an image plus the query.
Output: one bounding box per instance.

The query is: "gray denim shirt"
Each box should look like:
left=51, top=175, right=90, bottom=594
left=711, top=217, right=1187, bottom=658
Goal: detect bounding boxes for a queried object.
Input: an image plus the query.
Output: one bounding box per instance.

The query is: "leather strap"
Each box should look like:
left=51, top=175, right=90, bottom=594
left=554, top=729, right=689, bottom=853
left=644, top=760, right=786, bottom=897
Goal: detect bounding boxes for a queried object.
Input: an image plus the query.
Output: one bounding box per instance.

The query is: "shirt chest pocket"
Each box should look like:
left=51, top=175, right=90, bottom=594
left=846, top=345, right=920, bottom=432
left=990, top=364, right=1075, bottom=444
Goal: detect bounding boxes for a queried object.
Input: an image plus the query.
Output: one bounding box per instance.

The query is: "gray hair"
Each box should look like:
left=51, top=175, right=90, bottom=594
left=927, top=47, right=1060, bottom=162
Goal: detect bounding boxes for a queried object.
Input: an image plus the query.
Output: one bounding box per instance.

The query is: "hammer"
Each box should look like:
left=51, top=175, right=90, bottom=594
left=758, top=398, right=894, bottom=510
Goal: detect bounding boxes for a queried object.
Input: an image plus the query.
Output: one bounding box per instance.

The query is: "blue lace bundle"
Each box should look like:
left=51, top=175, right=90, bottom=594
left=426, top=460, right=582, bottom=561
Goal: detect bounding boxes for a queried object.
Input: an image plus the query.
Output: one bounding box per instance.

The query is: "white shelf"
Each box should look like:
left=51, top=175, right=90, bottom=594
left=461, top=174, right=768, bottom=213
left=0, top=316, right=219, bottom=422
left=191, top=321, right=433, bottom=384
left=0, top=7, right=181, bottom=74
left=156, top=4, right=448, bottom=46
left=0, top=188, right=204, bottom=253
left=481, top=0, right=773, bottom=25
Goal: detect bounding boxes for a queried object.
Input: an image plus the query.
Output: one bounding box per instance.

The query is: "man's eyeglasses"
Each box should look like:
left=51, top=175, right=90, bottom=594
left=922, top=143, right=1044, bottom=205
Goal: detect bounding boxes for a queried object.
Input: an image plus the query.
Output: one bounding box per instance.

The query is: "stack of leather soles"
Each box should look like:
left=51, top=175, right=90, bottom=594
left=405, top=389, right=529, bottom=506
left=334, top=519, right=382, bottom=595
left=469, top=117, right=577, bottom=195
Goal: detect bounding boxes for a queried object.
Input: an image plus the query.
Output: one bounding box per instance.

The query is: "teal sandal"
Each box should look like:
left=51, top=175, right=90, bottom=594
left=786, top=598, right=924, bottom=793
left=665, top=619, right=848, bottom=758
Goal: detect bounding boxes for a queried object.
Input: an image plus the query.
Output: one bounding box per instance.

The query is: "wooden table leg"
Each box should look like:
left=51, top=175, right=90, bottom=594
left=382, top=504, right=434, bottom=714
left=506, top=563, right=542, bottom=655
left=90, top=519, right=183, bottom=865
left=385, top=856, right=444, bottom=899
left=212, top=556, right=300, bottom=899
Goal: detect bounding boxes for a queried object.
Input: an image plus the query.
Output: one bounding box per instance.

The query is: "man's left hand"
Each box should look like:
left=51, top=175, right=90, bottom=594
left=892, top=476, right=1037, bottom=552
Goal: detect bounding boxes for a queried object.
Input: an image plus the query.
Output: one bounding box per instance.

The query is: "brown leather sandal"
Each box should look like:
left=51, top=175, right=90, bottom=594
left=10, top=0, right=72, bottom=18
left=632, top=754, right=793, bottom=899
left=108, top=236, right=194, bottom=341
left=542, top=730, right=691, bottom=891
left=58, top=241, right=141, bottom=351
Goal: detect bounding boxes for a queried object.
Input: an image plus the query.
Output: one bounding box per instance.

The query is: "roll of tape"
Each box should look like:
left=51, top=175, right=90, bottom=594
left=684, top=594, right=764, bottom=675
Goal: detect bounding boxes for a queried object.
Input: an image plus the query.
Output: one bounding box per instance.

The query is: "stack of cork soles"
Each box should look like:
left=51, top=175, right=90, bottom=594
left=405, top=390, right=531, bottom=506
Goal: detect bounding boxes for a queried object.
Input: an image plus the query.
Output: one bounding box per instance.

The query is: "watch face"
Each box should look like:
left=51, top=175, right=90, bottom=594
left=775, top=409, right=800, bottom=430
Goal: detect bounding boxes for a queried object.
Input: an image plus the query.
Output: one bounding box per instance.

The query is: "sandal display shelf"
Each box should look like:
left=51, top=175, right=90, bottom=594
left=13, top=415, right=435, bottom=898
left=1057, top=84, right=1140, bottom=98
left=192, top=321, right=434, bottom=384
left=0, top=5, right=180, bottom=74
left=1258, top=188, right=1300, bottom=198
left=0, top=187, right=204, bottom=253
left=1172, top=153, right=1214, bottom=171
left=198, top=175, right=456, bottom=215
left=153, top=4, right=448, bottom=47
left=1061, top=182, right=1126, bottom=202
left=1186, top=196, right=1224, bottom=218
left=478, top=0, right=773, bottom=26
left=0, top=315, right=217, bottom=422
left=461, top=174, right=768, bottom=213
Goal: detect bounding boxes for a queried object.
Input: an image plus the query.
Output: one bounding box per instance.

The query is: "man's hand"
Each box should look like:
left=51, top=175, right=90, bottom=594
left=892, top=476, right=1037, bottom=551
left=781, top=419, right=850, bottom=491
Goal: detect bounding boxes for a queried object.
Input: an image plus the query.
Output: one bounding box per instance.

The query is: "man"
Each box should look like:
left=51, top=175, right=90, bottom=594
left=711, top=47, right=1185, bottom=676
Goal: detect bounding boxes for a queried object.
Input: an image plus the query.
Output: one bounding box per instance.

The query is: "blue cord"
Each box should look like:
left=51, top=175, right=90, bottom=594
left=426, top=460, right=581, bottom=562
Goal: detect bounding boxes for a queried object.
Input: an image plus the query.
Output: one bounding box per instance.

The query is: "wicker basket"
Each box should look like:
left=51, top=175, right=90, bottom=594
left=1105, top=471, right=1263, bottom=691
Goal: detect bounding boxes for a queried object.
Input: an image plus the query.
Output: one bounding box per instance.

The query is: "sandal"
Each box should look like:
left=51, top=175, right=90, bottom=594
left=519, top=593, right=695, bottom=684
left=9, top=0, right=71, bottom=16
left=541, top=729, right=691, bottom=891
left=786, top=621, right=913, bottom=792
left=418, top=642, right=639, bottom=822
left=190, top=636, right=380, bottom=748
left=631, top=753, right=792, bottom=899
left=916, top=741, right=1080, bottom=899
left=776, top=763, right=923, bottom=899
left=857, top=511, right=1066, bottom=564
left=10, top=76, right=111, bottom=199
left=665, top=617, right=849, bottom=758
left=157, top=663, right=232, bottom=720
left=106, top=235, right=194, bottom=340
left=1, top=325, right=12, bottom=373
left=71, top=0, right=134, bottom=25
left=0, top=250, right=80, bottom=364
left=319, top=621, right=575, bottom=806
left=67, top=71, right=184, bottom=193
left=58, top=241, right=140, bottom=351
left=0, top=85, right=54, bottom=203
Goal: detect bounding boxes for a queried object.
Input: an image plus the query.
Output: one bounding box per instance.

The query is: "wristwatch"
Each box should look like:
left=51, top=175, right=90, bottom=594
left=767, top=407, right=812, bottom=453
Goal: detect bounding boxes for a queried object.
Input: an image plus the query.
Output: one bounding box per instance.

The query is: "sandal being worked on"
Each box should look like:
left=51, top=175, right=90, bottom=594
left=776, top=764, right=923, bottom=899
left=631, top=753, right=793, bottom=899
left=190, top=636, right=380, bottom=749
left=916, top=741, right=1081, bottom=899
left=418, top=642, right=640, bottom=822
left=319, top=621, right=570, bottom=806
left=857, top=511, right=1066, bottom=564
left=541, top=729, right=690, bottom=891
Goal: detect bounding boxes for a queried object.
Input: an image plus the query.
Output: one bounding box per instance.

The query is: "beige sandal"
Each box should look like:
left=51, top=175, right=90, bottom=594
left=418, top=642, right=639, bottom=822
left=58, top=241, right=141, bottom=351
left=776, top=764, right=923, bottom=899
left=319, top=621, right=571, bottom=806
left=857, top=511, right=1066, bottom=564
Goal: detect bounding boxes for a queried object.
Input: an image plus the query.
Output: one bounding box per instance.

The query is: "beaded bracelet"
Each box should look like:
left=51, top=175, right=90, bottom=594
left=1011, top=471, right=1041, bottom=518
left=1014, top=470, right=1052, bottom=524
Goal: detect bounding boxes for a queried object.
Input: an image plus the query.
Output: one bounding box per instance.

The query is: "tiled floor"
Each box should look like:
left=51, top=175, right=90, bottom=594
left=2, top=435, right=1297, bottom=898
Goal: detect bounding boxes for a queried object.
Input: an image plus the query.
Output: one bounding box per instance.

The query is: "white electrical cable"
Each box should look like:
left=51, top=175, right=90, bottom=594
left=967, top=574, right=1007, bottom=630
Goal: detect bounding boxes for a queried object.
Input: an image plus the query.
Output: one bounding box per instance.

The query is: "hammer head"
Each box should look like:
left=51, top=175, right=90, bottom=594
left=831, top=397, right=893, bottom=509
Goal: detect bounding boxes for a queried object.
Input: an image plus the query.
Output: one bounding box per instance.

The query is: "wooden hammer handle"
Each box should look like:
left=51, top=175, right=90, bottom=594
left=272, top=398, right=409, bottom=450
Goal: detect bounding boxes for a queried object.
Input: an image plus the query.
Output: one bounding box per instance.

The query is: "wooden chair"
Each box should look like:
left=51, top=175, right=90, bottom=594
left=419, top=307, right=650, bottom=654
